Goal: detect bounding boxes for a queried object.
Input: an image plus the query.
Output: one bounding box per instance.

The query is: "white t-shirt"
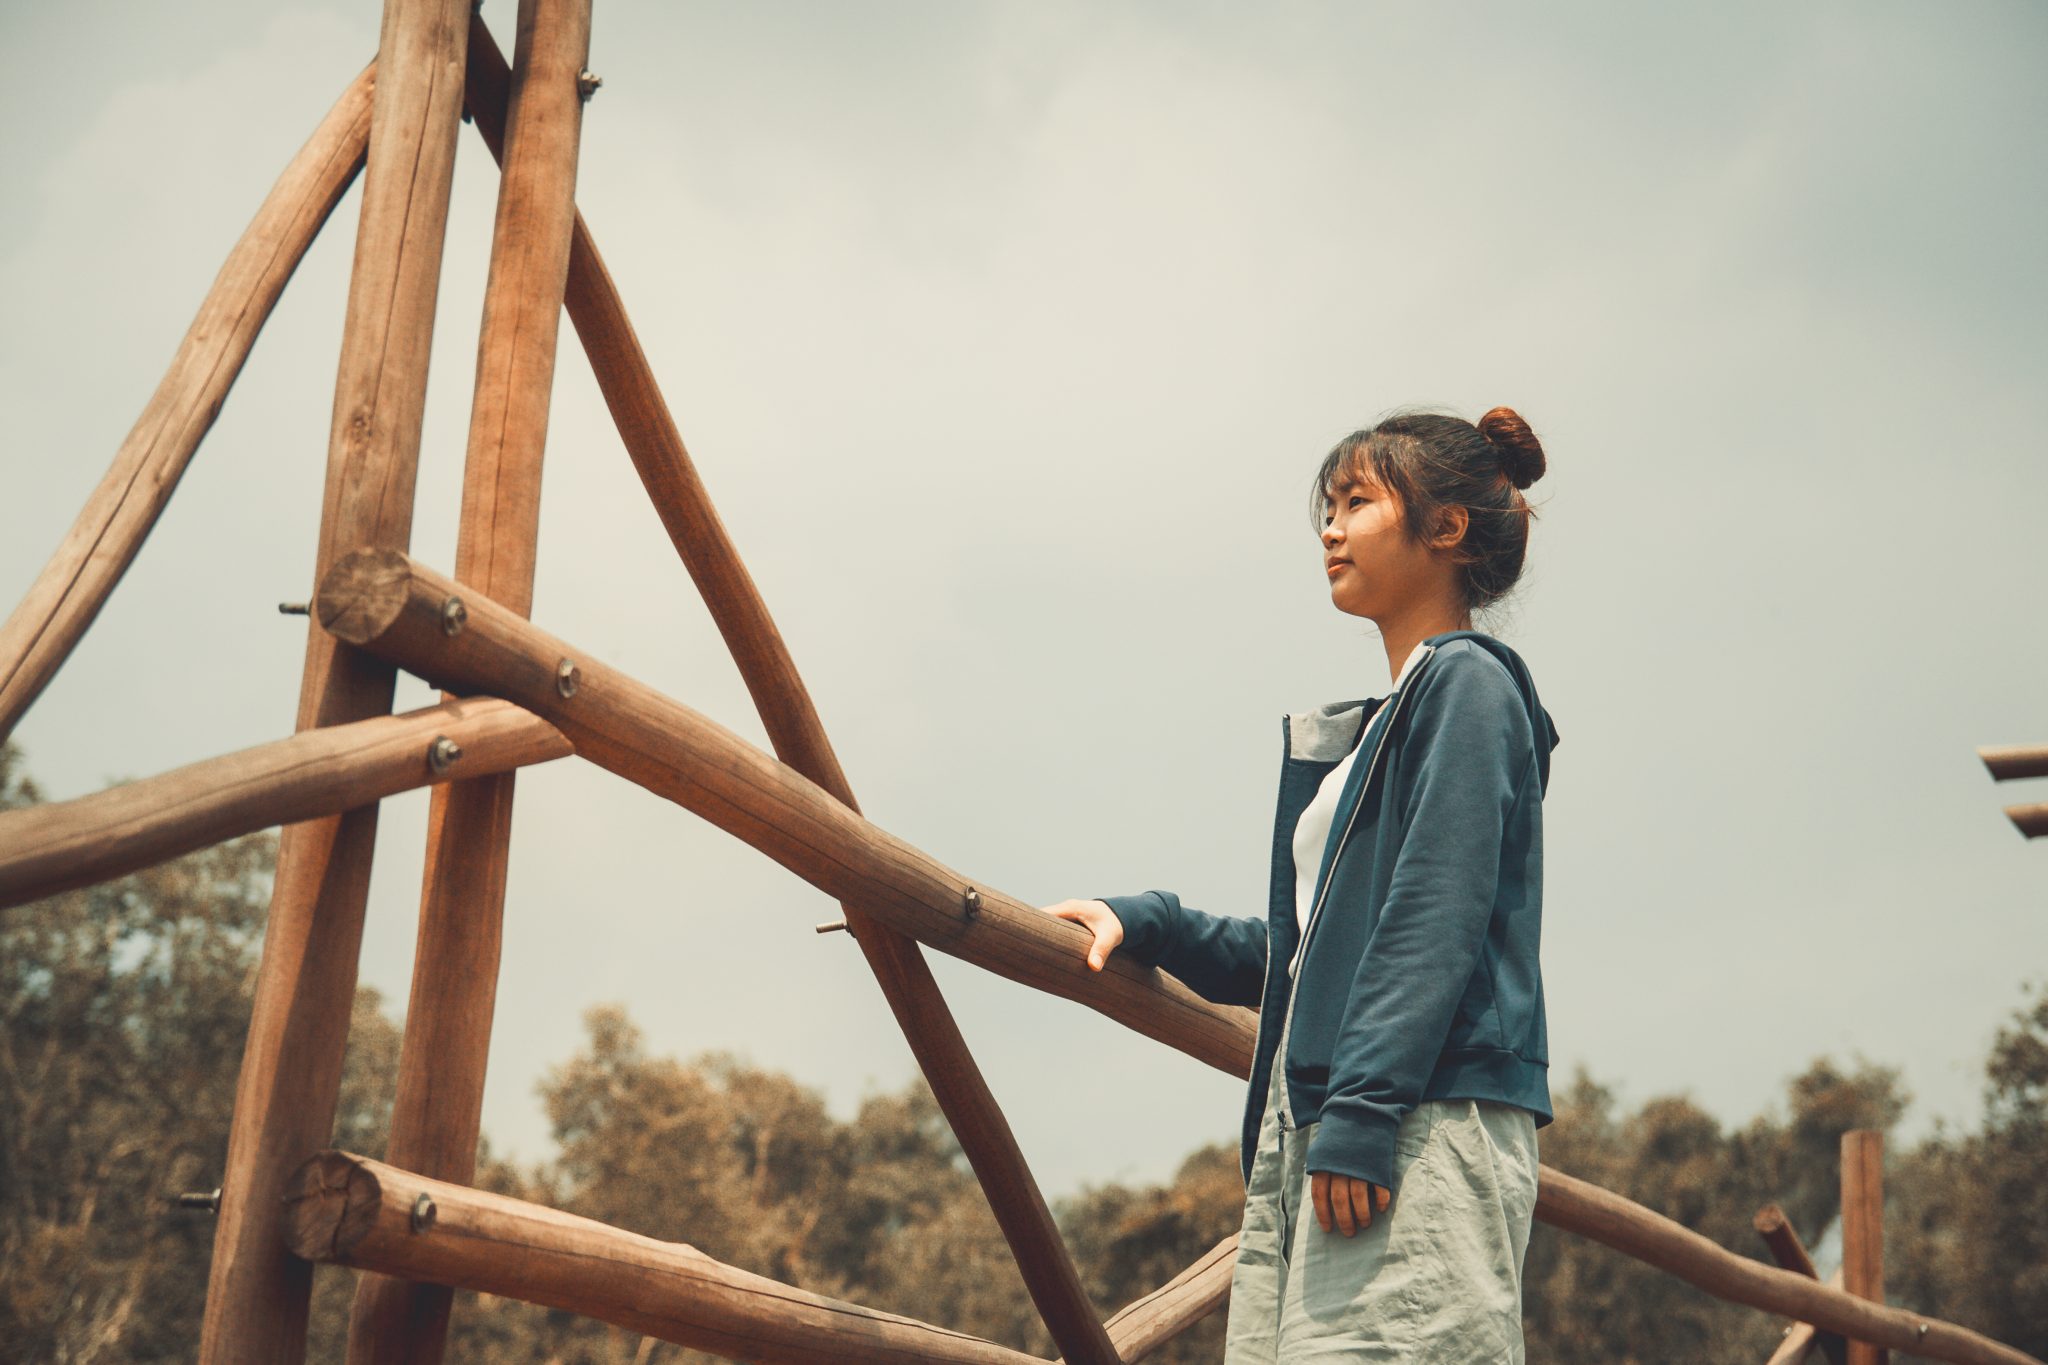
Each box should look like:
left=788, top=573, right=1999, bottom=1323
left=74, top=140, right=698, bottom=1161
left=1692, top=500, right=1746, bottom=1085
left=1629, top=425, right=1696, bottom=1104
left=1289, top=643, right=1427, bottom=978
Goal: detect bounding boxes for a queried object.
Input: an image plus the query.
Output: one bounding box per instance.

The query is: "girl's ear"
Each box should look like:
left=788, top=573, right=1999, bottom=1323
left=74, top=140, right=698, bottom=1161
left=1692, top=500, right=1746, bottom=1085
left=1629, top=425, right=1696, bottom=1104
left=1425, top=505, right=1470, bottom=553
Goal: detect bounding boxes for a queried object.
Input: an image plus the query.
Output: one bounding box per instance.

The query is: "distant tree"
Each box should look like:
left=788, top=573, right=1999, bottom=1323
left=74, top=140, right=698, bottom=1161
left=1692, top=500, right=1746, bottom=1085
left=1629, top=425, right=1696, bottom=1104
left=0, top=741, right=399, bottom=1364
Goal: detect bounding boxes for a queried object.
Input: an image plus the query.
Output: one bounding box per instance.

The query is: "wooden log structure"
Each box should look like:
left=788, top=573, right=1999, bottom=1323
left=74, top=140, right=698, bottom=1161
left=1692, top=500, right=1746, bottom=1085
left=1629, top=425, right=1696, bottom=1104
left=346, top=3, right=592, bottom=1360
left=0, top=61, right=376, bottom=745
left=0, top=698, right=568, bottom=909
left=1093, top=1236, right=1235, bottom=1363
left=1537, top=1167, right=2030, bottom=1365
left=311, top=550, right=2048, bottom=1365
left=199, top=0, right=472, bottom=1357
left=1754, top=1203, right=1847, bottom=1365
left=314, top=546, right=1259, bottom=1078
left=1841, top=1131, right=1888, bottom=1365
left=288, top=1151, right=1045, bottom=1365
left=463, top=22, right=1121, bottom=1362
left=1977, top=744, right=2048, bottom=781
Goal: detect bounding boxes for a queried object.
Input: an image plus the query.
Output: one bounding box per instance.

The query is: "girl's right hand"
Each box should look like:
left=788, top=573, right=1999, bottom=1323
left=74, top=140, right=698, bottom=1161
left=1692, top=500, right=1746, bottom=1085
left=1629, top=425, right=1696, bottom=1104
left=1040, top=899, right=1125, bottom=971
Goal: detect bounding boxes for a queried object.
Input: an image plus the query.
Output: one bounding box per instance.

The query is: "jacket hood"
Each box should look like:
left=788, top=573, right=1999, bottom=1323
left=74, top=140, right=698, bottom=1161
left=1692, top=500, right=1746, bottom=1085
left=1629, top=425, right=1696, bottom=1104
left=1423, top=629, right=1561, bottom=795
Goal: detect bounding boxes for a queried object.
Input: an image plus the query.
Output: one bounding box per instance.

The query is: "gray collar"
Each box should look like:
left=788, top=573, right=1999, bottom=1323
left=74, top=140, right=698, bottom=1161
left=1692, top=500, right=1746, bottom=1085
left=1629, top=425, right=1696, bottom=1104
left=1284, top=643, right=1438, bottom=762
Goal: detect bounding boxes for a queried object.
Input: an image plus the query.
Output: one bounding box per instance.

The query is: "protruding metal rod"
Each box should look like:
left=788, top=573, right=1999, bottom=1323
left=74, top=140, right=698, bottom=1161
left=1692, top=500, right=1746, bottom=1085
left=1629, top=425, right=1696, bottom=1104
left=178, top=1188, right=224, bottom=1214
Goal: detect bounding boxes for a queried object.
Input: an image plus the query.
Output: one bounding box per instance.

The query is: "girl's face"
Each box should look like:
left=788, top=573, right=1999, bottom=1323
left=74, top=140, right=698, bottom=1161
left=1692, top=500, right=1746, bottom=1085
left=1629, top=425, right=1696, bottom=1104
left=1320, top=465, right=1456, bottom=623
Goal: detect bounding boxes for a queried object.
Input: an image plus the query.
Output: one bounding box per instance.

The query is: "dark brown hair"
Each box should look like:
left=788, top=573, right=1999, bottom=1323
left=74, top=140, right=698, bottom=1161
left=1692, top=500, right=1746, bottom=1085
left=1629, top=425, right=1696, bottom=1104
left=1308, top=406, right=1547, bottom=613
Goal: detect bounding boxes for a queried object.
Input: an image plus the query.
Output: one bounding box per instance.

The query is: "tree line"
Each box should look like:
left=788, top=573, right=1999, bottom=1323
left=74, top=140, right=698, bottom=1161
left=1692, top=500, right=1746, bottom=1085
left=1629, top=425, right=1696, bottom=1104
left=3, top=741, right=2043, bottom=1362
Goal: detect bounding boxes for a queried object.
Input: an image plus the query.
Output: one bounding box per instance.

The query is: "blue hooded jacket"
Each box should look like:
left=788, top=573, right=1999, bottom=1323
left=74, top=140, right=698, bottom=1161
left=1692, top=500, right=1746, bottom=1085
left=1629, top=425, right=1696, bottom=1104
left=1097, top=629, right=1560, bottom=1194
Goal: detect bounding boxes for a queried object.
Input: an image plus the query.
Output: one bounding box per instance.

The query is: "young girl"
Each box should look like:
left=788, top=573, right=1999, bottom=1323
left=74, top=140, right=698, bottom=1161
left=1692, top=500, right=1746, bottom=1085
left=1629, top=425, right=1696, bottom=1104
left=1043, top=408, right=1559, bottom=1362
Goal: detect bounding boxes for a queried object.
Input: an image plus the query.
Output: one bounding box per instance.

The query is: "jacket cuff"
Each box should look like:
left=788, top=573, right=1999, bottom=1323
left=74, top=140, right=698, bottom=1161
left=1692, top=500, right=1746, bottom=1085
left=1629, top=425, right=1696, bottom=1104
left=1304, top=1106, right=1401, bottom=1194
left=1092, top=892, right=1174, bottom=968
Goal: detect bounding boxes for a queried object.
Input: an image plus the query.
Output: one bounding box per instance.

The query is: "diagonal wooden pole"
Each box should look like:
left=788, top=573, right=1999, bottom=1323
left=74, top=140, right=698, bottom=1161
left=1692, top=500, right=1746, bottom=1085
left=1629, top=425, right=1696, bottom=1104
left=345, top=2, right=591, bottom=1360
left=197, top=2, right=472, bottom=1359
left=463, top=23, right=1121, bottom=1363
left=0, top=61, right=375, bottom=744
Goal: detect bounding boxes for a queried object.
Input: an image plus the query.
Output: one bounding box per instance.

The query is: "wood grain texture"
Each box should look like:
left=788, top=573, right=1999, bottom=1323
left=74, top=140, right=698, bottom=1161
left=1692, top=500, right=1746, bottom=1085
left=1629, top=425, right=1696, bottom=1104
left=1095, top=1236, right=1235, bottom=1363
left=316, top=548, right=1260, bottom=1080
left=199, top=2, right=472, bottom=1359
left=0, top=698, right=568, bottom=909
left=464, top=29, right=1118, bottom=1356
left=348, top=4, right=591, bottom=1359
left=1754, top=1204, right=1848, bottom=1365
left=290, top=1152, right=1046, bottom=1365
left=1841, top=1131, right=1888, bottom=1365
left=0, top=61, right=375, bottom=743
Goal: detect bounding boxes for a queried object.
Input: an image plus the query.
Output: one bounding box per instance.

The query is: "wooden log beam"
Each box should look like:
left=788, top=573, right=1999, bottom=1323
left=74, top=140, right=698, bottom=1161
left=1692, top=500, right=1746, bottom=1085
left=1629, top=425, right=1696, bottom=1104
left=1537, top=1166, right=2036, bottom=1365
left=1094, top=1236, right=1234, bottom=1363
left=0, top=60, right=376, bottom=743
left=1841, top=1131, right=1887, bottom=1365
left=1766, top=1269, right=1847, bottom=1365
left=348, top=4, right=592, bottom=1360
left=288, top=1152, right=1045, bottom=1365
left=465, top=26, right=1120, bottom=1362
left=2000, top=802, right=2048, bottom=839
left=1977, top=744, right=2048, bottom=781
left=0, top=698, right=568, bottom=909
left=315, top=548, right=1260, bottom=1078
left=199, top=2, right=472, bottom=1358
left=1754, top=1204, right=1847, bottom=1365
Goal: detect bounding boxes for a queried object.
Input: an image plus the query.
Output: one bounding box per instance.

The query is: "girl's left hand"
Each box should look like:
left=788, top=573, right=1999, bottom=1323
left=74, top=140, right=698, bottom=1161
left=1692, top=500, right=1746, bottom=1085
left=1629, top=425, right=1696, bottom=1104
left=1310, top=1170, right=1390, bottom=1237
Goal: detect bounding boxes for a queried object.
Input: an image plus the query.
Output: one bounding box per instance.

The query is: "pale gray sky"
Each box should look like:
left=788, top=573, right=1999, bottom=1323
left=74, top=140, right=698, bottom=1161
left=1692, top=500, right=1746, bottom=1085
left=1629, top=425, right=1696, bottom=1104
left=4, top=0, right=2045, bottom=1197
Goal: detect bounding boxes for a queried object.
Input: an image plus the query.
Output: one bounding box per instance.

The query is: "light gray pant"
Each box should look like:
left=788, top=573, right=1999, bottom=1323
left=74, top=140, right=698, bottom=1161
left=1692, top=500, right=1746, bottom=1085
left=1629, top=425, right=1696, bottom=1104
left=1224, top=1056, right=1540, bottom=1362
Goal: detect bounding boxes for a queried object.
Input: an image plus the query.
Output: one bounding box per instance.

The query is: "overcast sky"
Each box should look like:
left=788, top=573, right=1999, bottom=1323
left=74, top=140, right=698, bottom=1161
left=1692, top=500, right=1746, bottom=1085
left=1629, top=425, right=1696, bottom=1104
left=4, top=0, right=2045, bottom=1199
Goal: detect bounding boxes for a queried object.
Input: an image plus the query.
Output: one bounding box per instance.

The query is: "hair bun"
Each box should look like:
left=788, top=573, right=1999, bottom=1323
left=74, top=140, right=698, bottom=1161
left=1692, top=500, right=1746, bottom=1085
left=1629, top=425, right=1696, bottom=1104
left=1477, top=406, right=1546, bottom=489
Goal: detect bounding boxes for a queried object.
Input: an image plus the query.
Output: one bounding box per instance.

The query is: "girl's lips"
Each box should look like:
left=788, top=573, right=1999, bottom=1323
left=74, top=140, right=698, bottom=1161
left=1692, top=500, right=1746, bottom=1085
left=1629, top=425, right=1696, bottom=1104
left=1326, top=562, right=1349, bottom=576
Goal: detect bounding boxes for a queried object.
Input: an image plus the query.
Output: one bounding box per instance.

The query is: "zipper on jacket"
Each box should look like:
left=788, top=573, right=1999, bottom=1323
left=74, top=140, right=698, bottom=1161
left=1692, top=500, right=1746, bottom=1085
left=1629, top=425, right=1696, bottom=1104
left=1274, top=645, right=1435, bottom=1129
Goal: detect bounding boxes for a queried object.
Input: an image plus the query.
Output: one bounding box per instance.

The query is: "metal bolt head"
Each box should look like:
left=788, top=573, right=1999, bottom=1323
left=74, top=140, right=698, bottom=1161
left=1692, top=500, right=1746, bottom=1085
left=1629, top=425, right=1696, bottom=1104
left=277, top=601, right=310, bottom=616
left=411, top=1192, right=437, bottom=1234
left=427, top=736, right=463, bottom=774
left=441, top=596, right=468, bottom=637
left=177, top=1188, right=223, bottom=1214
left=577, top=70, right=603, bottom=102
left=963, top=887, right=982, bottom=919
left=555, top=658, right=580, bottom=698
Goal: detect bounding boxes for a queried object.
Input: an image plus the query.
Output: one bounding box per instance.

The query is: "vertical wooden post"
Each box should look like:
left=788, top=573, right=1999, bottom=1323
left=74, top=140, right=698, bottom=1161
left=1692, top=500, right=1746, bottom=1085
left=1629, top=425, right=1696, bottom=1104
left=1841, top=1130, right=1888, bottom=1365
left=196, top=1, right=471, bottom=1360
left=344, top=3, right=591, bottom=1362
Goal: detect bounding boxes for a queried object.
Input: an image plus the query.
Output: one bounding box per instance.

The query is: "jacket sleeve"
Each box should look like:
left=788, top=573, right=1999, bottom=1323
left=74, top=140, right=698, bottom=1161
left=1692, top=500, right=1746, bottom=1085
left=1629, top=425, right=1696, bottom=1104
left=1303, top=651, right=1534, bottom=1193
left=1092, top=890, right=1268, bottom=1008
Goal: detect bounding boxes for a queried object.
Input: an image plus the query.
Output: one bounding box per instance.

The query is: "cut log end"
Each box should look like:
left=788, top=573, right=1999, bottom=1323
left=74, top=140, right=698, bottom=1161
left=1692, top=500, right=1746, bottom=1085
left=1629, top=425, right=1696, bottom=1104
left=316, top=548, right=417, bottom=645
left=284, top=1150, right=384, bottom=1263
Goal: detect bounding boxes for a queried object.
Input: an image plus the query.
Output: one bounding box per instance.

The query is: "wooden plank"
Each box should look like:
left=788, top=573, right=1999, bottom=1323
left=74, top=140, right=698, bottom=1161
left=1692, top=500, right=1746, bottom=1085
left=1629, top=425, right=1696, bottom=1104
left=1841, top=1131, right=1887, bottom=1365
left=198, top=2, right=472, bottom=1359
left=0, top=698, right=568, bottom=908
left=347, top=4, right=591, bottom=1360
left=0, top=61, right=375, bottom=744
left=314, top=547, right=1259, bottom=1079
left=464, top=28, right=1119, bottom=1358
left=1095, top=1236, right=1234, bottom=1362
left=288, top=1152, right=1046, bottom=1365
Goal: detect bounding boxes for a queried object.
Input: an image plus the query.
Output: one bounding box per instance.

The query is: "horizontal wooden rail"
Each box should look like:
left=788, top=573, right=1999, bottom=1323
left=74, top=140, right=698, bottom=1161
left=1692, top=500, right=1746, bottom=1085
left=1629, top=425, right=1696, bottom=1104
left=1093, top=1236, right=1234, bottom=1363
left=2000, top=802, right=2048, bottom=839
left=1540, top=1167, right=2038, bottom=1365
left=287, top=1151, right=1044, bottom=1365
left=0, top=698, right=569, bottom=908
left=1978, top=744, right=2048, bottom=781
left=0, top=60, right=377, bottom=744
left=314, top=548, right=1258, bottom=1079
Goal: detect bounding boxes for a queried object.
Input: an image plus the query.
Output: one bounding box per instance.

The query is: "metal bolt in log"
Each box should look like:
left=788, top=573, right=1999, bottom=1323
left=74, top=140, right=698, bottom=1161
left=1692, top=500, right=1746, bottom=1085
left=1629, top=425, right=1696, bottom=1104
left=441, top=596, right=468, bottom=636
left=178, top=1188, right=224, bottom=1214
left=426, top=736, right=463, bottom=774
